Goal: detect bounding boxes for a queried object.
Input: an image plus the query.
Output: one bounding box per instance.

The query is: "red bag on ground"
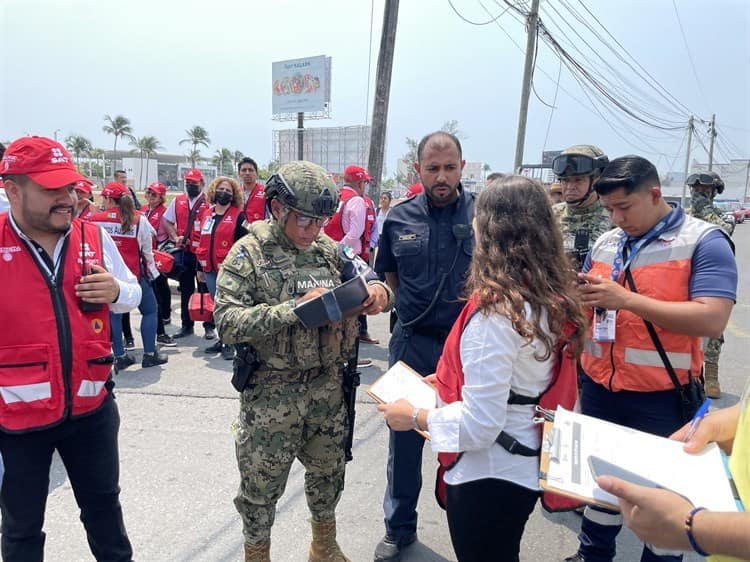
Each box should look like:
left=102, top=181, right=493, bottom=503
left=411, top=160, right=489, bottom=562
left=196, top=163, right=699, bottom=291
left=153, top=249, right=174, bottom=275
left=188, top=292, right=214, bottom=323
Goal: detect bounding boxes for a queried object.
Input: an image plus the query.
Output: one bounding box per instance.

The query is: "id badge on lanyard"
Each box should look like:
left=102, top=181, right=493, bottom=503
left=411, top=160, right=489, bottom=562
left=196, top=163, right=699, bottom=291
left=202, top=216, right=215, bottom=234
left=593, top=308, right=616, bottom=342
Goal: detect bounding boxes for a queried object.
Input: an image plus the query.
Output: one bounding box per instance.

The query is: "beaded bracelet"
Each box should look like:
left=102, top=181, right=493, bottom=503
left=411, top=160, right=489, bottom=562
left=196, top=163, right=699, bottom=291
left=684, top=506, right=709, bottom=557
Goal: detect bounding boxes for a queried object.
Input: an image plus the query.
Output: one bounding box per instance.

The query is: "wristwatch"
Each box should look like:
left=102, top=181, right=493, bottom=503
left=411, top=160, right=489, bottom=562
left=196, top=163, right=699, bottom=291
left=412, top=407, right=422, bottom=431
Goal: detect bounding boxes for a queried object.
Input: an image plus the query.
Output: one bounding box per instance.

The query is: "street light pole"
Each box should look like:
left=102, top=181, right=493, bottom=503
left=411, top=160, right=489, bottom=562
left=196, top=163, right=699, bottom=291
left=54, top=129, right=61, bottom=142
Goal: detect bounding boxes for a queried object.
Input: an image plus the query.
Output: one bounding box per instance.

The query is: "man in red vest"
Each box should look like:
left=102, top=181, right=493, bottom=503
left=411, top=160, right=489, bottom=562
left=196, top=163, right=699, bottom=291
left=164, top=169, right=214, bottom=340
left=237, top=157, right=267, bottom=223
left=0, top=136, right=141, bottom=560
left=324, top=165, right=379, bottom=346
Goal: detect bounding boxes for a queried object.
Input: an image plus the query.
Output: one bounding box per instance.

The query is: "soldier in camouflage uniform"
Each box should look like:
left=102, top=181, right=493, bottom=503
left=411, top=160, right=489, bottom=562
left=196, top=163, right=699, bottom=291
left=213, top=161, right=394, bottom=562
left=551, top=145, right=613, bottom=271
left=685, top=170, right=734, bottom=398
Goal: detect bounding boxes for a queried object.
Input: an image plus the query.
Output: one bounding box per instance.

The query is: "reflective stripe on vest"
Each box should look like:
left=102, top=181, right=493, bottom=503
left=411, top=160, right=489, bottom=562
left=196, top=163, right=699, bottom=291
left=581, top=215, right=717, bottom=392
left=0, top=382, right=52, bottom=404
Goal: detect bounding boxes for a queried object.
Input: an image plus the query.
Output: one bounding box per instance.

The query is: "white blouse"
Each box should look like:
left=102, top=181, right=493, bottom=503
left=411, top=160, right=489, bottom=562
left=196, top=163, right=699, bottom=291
left=427, top=306, right=555, bottom=490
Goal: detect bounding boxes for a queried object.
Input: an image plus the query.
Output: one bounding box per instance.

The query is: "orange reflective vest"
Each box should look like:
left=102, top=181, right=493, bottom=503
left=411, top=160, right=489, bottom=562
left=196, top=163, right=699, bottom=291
left=581, top=215, right=722, bottom=392
left=0, top=216, right=113, bottom=432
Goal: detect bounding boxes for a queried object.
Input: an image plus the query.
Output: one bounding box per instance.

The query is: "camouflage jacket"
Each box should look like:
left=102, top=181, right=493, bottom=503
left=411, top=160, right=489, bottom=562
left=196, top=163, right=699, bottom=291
left=553, top=199, right=613, bottom=270
left=685, top=205, right=734, bottom=236
left=214, top=220, right=359, bottom=374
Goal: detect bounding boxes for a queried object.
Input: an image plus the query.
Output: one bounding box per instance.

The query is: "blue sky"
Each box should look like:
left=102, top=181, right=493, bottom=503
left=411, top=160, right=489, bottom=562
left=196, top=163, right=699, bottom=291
left=1, top=0, right=748, bottom=177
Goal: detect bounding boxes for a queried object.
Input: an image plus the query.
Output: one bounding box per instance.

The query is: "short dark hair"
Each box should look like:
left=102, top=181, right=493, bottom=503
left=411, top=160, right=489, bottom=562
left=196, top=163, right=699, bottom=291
left=595, top=155, right=660, bottom=196
left=486, top=172, right=505, bottom=182
left=238, top=157, right=258, bottom=172
left=381, top=191, right=392, bottom=200
left=1, top=174, right=28, bottom=186
left=417, top=131, right=462, bottom=163
left=115, top=169, right=126, bottom=176
left=0, top=143, right=5, bottom=161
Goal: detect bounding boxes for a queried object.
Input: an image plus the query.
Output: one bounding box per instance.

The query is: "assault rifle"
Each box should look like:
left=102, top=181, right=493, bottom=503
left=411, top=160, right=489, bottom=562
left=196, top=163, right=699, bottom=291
left=342, top=339, right=361, bottom=462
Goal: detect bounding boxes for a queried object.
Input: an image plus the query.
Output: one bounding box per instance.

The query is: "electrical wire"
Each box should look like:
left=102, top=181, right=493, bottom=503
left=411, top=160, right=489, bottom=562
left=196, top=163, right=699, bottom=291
left=541, top=58, right=563, bottom=152
left=671, top=0, right=711, bottom=111
left=447, top=0, right=512, bottom=25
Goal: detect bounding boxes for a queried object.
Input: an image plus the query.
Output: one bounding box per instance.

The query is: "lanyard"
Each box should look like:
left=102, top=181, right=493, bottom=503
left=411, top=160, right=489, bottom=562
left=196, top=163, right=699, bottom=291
left=610, top=208, right=680, bottom=281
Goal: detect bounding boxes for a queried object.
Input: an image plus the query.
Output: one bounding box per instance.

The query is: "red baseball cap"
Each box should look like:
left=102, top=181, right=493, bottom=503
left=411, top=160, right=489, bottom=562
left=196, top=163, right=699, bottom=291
left=343, top=165, right=373, bottom=183
left=184, top=169, right=204, bottom=183
left=1, top=136, right=86, bottom=189
left=146, top=181, right=167, bottom=196
left=74, top=179, right=93, bottom=195
left=406, top=183, right=424, bottom=197
left=101, top=182, right=129, bottom=199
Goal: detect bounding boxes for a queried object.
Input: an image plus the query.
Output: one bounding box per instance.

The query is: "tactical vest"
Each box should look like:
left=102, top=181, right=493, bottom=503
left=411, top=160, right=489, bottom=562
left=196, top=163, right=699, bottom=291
left=245, top=222, right=357, bottom=374
left=0, top=216, right=113, bottom=432
left=582, top=216, right=723, bottom=392
left=244, top=183, right=266, bottom=223
left=195, top=206, right=242, bottom=273
left=90, top=208, right=143, bottom=279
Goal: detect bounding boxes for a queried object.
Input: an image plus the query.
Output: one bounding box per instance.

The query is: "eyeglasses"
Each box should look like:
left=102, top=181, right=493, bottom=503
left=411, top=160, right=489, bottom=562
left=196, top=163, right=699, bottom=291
left=686, top=173, right=721, bottom=187
left=292, top=211, right=330, bottom=228
left=552, top=153, right=608, bottom=177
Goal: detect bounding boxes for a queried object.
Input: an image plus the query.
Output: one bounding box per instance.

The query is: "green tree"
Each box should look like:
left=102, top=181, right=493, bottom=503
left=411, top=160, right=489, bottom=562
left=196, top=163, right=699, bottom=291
left=232, top=150, right=244, bottom=174
left=88, top=148, right=106, bottom=184
left=257, top=160, right=280, bottom=181
left=212, top=148, right=234, bottom=176
left=64, top=135, right=92, bottom=171
left=186, top=149, right=203, bottom=167
left=102, top=115, right=134, bottom=180
left=130, top=136, right=163, bottom=187
left=395, top=120, right=465, bottom=187
left=179, top=126, right=211, bottom=167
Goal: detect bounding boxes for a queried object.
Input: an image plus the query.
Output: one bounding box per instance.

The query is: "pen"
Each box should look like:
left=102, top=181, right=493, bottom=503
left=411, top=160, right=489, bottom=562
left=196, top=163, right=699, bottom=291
left=683, top=399, right=712, bottom=442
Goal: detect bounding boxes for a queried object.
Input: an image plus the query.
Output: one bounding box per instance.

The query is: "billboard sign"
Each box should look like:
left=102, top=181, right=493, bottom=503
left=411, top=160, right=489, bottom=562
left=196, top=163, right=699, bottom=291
left=272, top=55, right=331, bottom=114
left=542, top=150, right=562, bottom=166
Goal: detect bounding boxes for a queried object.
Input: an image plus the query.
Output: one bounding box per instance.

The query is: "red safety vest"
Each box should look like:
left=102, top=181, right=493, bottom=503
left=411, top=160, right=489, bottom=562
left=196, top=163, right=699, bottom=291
left=78, top=203, right=94, bottom=222
left=195, top=206, right=242, bottom=273
left=90, top=208, right=143, bottom=279
left=145, top=203, right=166, bottom=238
left=581, top=216, right=719, bottom=392
left=244, top=183, right=266, bottom=223
left=0, top=216, right=113, bottom=433
left=324, top=186, right=375, bottom=260
left=174, top=193, right=208, bottom=254
left=434, top=296, right=581, bottom=512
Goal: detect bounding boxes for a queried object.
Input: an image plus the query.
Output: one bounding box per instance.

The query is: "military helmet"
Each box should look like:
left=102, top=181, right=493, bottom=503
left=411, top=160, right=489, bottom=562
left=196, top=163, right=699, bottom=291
left=265, top=161, right=339, bottom=217
left=686, top=170, right=725, bottom=194
left=552, top=145, right=609, bottom=178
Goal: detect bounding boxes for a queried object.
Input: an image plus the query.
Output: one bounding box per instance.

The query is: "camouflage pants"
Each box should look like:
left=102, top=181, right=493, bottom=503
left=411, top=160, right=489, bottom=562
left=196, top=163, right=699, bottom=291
left=232, top=371, right=347, bottom=544
left=704, top=335, right=724, bottom=366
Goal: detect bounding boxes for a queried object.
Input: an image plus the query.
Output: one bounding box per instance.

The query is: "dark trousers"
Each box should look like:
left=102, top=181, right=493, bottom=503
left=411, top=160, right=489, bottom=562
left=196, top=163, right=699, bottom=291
left=446, top=478, right=538, bottom=562
left=577, top=375, right=684, bottom=562
left=383, top=321, right=446, bottom=539
left=177, top=251, right=213, bottom=331
left=121, top=313, right=132, bottom=341
left=153, top=275, right=171, bottom=336
left=0, top=396, right=132, bottom=562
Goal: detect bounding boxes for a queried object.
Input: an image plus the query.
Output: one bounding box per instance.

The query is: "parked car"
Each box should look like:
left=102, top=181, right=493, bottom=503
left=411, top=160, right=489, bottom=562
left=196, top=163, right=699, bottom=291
left=715, top=199, right=745, bottom=224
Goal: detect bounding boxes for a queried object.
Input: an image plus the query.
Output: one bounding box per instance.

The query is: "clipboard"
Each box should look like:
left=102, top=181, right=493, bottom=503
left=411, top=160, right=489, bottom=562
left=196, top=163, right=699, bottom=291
left=538, top=409, right=743, bottom=513
left=367, top=361, right=435, bottom=440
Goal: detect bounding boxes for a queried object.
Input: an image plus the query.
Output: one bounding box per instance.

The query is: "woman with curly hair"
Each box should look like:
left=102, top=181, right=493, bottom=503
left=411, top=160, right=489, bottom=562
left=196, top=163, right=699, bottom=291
left=379, top=175, right=587, bottom=562
left=195, top=176, right=248, bottom=358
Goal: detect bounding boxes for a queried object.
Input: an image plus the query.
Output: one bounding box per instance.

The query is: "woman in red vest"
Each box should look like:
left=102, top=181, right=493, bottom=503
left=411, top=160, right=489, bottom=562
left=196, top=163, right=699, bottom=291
left=379, top=176, right=587, bottom=562
left=195, top=177, right=247, bottom=359
left=75, top=179, right=95, bottom=220
left=91, top=182, right=168, bottom=371
left=144, top=181, right=175, bottom=347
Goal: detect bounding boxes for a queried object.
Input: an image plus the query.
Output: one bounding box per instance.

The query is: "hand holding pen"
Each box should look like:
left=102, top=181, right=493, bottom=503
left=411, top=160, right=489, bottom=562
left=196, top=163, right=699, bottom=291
left=683, top=399, right=712, bottom=443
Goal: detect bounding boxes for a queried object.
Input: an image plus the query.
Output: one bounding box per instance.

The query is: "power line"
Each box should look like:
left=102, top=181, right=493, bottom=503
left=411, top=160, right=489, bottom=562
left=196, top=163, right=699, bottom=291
left=671, top=0, right=711, bottom=111
left=542, top=58, right=563, bottom=152
left=447, top=0, right=513, bottom=25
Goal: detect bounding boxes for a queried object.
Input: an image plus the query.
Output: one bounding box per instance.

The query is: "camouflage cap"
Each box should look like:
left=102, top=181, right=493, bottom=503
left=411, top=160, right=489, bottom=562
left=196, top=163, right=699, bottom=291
left=265, top=161, right=339, bottom=217
left=561, top=144, right=606, bottom=159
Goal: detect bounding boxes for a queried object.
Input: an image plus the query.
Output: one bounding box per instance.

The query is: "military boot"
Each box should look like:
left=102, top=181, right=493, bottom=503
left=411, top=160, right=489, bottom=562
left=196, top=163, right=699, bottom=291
left=704, top=363, right=721, bottom=399
left=244, top=540, right=271, bottom=562
left=308, top=519, right=351, bottom=562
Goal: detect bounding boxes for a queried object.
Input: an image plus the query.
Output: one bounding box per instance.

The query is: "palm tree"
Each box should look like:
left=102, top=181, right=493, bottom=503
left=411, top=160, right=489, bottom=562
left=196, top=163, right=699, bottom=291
left=102, top=115, right=134, bottom=179
left=212, top=148, right=234, bottom=176
left=179, top=126, right=210, bottom=167
left=186, top=149, right=203, bottom=168
left=232, top=150, right=244, bottom=174
left=88, top=148, right=106, bottom=183
left=140, top=136, right=162, bottom=185
left=64, top=135, right=92, bottom=171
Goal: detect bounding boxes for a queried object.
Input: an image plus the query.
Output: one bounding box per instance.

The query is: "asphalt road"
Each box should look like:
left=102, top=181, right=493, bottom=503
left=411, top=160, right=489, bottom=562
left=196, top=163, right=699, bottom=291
left=38, top=225, right=749, bottom=562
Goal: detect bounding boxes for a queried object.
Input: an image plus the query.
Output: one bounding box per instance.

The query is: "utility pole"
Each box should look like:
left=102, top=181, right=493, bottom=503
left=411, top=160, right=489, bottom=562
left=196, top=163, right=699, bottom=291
left=681, top=115, right=694, bottom=208
left=367, top=0, right=399, bottom=202
left=513, top=0, right=540, bottom=172
left=708, top=113, right=716, bottom=170
left=297, top=112, right=304, bottom=161
left=744, top=160, right=750, bottom=204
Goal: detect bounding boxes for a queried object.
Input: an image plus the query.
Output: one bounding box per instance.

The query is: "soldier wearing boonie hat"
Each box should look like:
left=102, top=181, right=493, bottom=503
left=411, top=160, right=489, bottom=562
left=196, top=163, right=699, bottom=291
left=0, top=136, right=140, bottom=560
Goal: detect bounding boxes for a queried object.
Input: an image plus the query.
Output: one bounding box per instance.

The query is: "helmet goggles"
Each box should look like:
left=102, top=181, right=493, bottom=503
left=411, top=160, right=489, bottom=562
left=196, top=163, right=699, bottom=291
left=686, top=173, right=722, bottom=188
left=552, top=153, right=608, bottom=177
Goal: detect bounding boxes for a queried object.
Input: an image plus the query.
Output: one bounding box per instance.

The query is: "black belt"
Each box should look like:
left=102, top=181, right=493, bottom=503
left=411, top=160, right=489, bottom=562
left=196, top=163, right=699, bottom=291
left=407, top=324, right=450, bottom=341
